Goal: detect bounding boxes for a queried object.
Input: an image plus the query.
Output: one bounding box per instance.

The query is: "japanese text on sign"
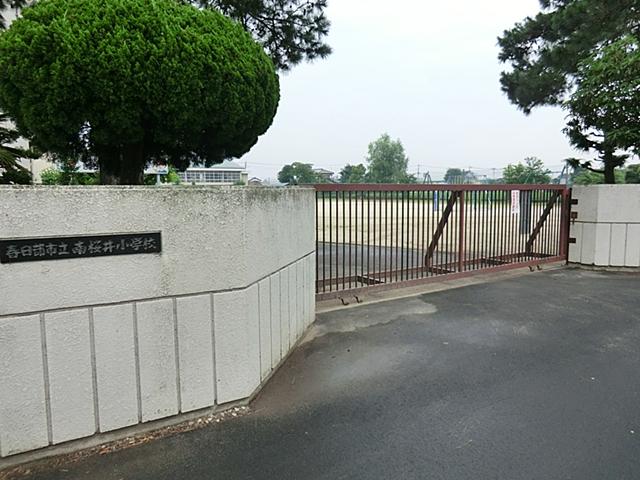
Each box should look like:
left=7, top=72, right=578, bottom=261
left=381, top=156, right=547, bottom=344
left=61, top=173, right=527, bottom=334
left=0, top=232, right=161, bottom=264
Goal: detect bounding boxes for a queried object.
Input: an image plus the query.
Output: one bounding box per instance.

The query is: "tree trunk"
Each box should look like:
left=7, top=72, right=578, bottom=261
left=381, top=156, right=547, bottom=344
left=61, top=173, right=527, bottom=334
left=603, top=145, right=616, bottom=184
left=98, top=144, right=146, bottom=185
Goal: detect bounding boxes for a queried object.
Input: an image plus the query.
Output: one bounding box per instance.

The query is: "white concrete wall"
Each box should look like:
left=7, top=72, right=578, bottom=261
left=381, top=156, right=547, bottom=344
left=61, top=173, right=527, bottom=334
left=569, top=185, right=640, bottom=267
left=0, top=186, right=316, bottom=459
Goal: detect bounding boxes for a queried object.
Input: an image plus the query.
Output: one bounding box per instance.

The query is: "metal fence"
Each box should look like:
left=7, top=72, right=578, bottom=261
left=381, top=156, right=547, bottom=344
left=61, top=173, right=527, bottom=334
left=315, top=184, right=571, bottom=300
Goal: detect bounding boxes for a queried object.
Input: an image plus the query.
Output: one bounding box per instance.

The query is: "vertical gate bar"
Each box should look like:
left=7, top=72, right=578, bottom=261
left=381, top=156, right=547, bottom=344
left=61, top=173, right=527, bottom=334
left=442, top=190, right=447, bottom=272
left=517, top=189, right=523, bottom=262
left=354, top=190, right=358, bottom=288
left=367, top=190, right=371, bottom=281
left=511, top=189, right=515, bottom=261
left=467, top=191, right=472, bottom=271
left=410, top=190, right=415, bottom=277
left=543, top=189, right=548, bottom=258
left=458, top=190, right=465, bottom=272
left=372, top=189, right=376, bottom=279
left=421, top=189, right=425, bottom=277
left=550, top=189, right=556, bottom=256
left=384, top=191, right=388, bottom=280
left=492, top=190, right=497, bottom=263
left=321, top=192, right=326, bottom=292
left=501, top=190, right=507, bottom=263
left=471, top=190, right=476, bottom=270
left=407, top=191, right=415, bottom=280
left=551, top=190, right=557, bottom=256
left=430, top=190, right=435, bottom=276
left=348, top=191, right=352, bottom=289
left=377, top=191, right=381, bottom=278
left=485, top=190, right=489, bottom=266
left=492, top=190, right=496, bottom=263
left=329, top=192, right=333, bottom=292
left=390, top=191, right=394, bottom=283
left=551, top=192, right=564, bottom=257
left=542, top=190, right=548, bottom=257
left=400, top=191, right=405, bottom=281
left=361, top=191, right=365, bottom=283
left=316, top=190, right=319, bottom=293
left=420, top=189, right=425, bottom=277
left=341, top=191, right=345, bottom=291
left=498, top=190, right=503, bottom=263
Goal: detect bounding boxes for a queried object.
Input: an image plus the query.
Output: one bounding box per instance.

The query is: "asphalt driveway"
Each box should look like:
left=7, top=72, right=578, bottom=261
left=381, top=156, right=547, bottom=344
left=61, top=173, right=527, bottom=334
left=20, top=268, right=640, bottom=479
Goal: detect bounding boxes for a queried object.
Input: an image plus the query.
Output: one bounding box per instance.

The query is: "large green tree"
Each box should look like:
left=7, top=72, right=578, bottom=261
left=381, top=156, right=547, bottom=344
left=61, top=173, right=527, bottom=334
left=365, top=134, right=413, bottom=183
left=0, top=0, right=280, bottom=184
left=192, top=0, right=331, bottom=71
left=339, top=164, right=366, bottom=184
left=503, top=157, right=551, bottom=184
left=564, top=35, right=640, bottom=182
left=277, top=162, right=319, bottom=185
left=498, top=0, right=640, bottom=183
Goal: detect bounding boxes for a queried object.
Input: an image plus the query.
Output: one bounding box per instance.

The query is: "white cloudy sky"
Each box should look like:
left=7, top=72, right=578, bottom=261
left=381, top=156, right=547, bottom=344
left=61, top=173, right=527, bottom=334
left=241, top=0, right=582, bottom=181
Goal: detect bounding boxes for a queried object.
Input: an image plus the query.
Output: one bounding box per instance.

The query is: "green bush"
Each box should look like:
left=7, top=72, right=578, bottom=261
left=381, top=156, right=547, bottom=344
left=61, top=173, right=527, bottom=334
left=0, top=0, right=280, bottom=184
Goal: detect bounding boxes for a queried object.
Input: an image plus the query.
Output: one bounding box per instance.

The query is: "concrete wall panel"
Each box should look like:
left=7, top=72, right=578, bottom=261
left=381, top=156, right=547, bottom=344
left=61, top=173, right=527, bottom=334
left=270, top=273, right=282, bottom=368
left=44, top=310, right=95, bottom=444
left=288, top=265, right=297, bottom=347
left=258, top=279, right=272, bottom=380
left=568, top=222, right=583, bottom=264
left=136, top=299, right=178, bottom=422
left=609, top=224, right=627, bottom=267
left=626, top=224, right=640, bottom=267
left=93, top=304, right=138, bottom=432
left=0, top=315, right=48, bottom=456
left=279, top=270, right=290, bottom=353
left=213, top=287, right=260, bottom=404
left=176, top=295, right=215, bottom=413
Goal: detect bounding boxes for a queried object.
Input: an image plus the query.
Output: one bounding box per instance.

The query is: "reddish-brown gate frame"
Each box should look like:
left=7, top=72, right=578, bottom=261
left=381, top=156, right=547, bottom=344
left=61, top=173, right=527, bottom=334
left=315, top=184, right=571, bottom=301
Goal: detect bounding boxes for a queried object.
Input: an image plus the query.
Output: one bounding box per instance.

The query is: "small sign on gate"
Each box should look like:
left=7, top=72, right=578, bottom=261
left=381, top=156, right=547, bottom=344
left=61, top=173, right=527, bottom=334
left=511, top=190, right=520, bottom=215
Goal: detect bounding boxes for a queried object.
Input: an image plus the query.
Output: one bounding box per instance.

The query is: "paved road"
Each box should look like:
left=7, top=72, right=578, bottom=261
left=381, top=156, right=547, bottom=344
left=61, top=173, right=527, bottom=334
left=25, top=269, right=640, bottom=480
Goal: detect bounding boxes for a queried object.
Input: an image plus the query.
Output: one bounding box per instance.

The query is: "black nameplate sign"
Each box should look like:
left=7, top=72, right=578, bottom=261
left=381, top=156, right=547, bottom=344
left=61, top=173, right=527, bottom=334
left=0, top=232, right=161, bottom=264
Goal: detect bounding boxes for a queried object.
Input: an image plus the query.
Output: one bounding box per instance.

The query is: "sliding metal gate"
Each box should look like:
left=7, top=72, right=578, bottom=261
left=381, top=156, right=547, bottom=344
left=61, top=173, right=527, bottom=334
left=315, top=184, right=570, bottom=300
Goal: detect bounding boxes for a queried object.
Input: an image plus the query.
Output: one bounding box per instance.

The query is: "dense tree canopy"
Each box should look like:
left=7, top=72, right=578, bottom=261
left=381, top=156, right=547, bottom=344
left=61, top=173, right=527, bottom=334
left=498, top=0, right=640, bottom=183
left=277, top=162, right=319, bottom=184
left=498, top=0, right=638, bottom=113
left=502, top=157, right=551, bottom=184
left=339, top=164, right=366, bottom=183
left=0, top=0, right=280, bottom=184
left=192, top=0, right=331, bottom=71
left=563, top=35, right=640, bottom=182
left=365, top=134, right=414, bottom=184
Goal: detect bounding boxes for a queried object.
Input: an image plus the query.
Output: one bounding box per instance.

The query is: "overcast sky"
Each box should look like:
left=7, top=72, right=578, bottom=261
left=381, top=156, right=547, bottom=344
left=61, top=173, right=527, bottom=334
left=242, top=0, right=582, bottom=182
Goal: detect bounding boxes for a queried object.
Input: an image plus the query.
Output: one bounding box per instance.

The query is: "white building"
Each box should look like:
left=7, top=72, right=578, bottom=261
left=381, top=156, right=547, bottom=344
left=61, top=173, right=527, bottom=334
left=178, top=160, right=249, bottom=185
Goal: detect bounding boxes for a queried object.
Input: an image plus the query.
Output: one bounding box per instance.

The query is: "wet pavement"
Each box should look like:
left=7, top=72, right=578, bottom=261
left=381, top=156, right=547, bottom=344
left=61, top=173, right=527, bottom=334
left=21, top=269, right=640, bottom=480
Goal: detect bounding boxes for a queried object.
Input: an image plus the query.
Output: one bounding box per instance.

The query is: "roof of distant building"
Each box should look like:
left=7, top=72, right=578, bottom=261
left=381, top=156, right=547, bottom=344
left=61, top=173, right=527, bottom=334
left=188, top=160, right=246, bottom=171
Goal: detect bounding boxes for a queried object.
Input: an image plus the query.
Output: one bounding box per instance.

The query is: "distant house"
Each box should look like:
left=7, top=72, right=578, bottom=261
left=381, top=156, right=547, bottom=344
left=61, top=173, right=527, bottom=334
left=248, top=177, right=263, bottom=186
left=313, top=168, right=335, bottom=183
left=178, top=160, right=249, bottom=185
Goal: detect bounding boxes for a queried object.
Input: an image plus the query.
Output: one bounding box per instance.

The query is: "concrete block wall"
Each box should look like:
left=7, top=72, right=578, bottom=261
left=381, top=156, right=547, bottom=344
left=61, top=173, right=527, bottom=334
left=569, top=185, right=640, bottom=267
left=0, top=186, right=316, bottom=460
